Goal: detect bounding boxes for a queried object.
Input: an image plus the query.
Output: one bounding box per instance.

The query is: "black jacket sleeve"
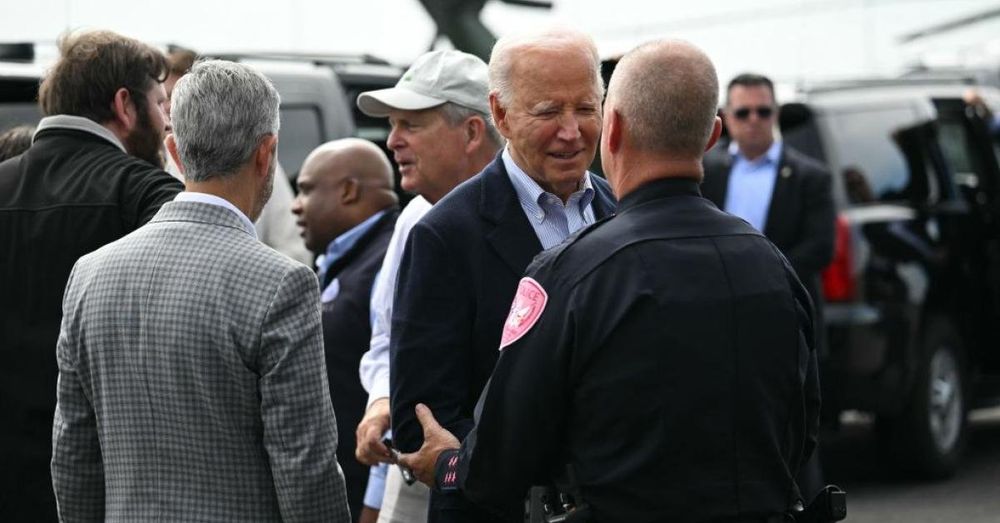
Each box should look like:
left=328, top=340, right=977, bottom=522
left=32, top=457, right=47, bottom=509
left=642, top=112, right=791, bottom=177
left=390, top=221, right=476, bottom=452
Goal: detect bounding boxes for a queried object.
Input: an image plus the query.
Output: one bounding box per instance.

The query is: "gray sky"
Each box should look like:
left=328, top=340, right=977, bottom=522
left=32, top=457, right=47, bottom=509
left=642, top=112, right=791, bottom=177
left=3, top=0, right=999, bottom=86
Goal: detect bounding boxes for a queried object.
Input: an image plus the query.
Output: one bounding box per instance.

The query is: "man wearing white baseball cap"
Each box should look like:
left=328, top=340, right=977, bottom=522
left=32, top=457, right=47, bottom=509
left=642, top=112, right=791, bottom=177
left=354, top=49, right=502, bottom=523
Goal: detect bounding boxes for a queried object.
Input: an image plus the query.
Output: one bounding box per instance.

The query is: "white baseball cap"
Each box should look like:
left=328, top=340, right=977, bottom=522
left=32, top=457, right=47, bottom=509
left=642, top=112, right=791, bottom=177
left=357, top=49, right=490, bottom=117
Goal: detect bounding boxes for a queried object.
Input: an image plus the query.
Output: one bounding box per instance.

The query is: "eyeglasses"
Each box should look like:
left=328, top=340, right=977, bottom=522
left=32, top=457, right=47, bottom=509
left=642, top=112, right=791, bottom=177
left=731, top=106, right=774, bottom=120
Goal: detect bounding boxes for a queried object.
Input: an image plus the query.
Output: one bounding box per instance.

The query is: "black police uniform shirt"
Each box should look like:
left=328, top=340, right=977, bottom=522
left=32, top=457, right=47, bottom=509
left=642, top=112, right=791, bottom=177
left=434, top=178, right=821, bottom=523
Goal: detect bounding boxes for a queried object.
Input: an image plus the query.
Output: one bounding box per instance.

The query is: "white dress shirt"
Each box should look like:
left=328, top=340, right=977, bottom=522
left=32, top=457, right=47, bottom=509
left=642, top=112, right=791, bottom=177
left=358, top=195, right=433, bottom=407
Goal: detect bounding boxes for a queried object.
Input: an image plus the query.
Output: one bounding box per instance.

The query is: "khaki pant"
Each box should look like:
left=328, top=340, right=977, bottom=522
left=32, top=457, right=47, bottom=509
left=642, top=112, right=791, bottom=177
left=377, top=465, right=430, bottom=523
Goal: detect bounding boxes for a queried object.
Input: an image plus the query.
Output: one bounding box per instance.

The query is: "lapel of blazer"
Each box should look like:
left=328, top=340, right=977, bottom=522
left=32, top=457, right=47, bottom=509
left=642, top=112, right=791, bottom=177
left=479, top=157, right=543, bottom=276
left=763, top=146, right=795, bottom=237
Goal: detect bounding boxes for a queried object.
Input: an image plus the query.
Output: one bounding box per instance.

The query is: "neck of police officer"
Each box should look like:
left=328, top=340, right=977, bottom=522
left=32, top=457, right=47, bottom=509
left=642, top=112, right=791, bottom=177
left=608, top=147, right=703, bottom=200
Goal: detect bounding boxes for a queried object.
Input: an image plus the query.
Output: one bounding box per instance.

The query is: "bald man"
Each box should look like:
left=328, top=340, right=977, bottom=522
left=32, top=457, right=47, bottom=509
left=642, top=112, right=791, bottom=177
left=399, top=40, right=821, bottom=523
left=292, top=138, right=400, bottom=521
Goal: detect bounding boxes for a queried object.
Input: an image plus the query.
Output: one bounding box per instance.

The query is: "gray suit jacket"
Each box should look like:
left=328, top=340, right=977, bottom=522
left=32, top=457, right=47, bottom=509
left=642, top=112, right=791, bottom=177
left=52, top=200, right=350, bottom=522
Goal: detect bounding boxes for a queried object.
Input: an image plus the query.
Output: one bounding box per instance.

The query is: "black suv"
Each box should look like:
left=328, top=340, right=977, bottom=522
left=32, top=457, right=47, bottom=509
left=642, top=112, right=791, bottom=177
left=779, top=78, right=1000, bottom=478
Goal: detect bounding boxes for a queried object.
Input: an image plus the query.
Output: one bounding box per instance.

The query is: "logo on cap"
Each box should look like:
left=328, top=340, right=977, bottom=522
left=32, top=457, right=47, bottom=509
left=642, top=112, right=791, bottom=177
left=499, top=277, right=548, bottom=350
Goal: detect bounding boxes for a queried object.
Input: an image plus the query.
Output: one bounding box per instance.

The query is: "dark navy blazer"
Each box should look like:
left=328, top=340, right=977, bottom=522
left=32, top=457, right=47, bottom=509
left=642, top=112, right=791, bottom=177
left=390, top=156, right=615, bottom=522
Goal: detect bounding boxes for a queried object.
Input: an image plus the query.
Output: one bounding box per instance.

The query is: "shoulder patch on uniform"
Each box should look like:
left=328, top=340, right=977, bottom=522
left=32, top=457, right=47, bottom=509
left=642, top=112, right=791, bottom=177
left=499, top=277, right=548, bottom=350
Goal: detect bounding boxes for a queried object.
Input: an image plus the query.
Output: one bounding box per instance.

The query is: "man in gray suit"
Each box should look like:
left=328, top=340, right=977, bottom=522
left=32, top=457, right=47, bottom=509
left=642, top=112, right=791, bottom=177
left=51, top=60, right=351, bottom=522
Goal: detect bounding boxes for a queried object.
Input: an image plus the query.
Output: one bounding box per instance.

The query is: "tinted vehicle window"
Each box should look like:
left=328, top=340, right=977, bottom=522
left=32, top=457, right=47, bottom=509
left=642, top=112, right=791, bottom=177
left=278, top=105, right=323, bottom=179
left=825, top=107, right=922, bottom=202
left=937, top=120, right=976, bottom=176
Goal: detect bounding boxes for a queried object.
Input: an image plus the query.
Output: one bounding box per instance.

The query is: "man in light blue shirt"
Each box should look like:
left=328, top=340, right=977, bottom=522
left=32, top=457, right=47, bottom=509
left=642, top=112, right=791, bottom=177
left=722, top=139, right=781, bottom=233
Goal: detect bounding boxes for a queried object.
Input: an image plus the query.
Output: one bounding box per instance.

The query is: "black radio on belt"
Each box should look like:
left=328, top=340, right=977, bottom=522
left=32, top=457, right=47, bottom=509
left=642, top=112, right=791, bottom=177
left=793, top=485, right=847, bottom=523
left=524, top=486, right=591, bottom=523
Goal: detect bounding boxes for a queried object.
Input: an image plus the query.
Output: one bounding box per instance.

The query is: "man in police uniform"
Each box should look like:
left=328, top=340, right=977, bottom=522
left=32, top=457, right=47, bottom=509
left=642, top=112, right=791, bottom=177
left=397, top=39, right=821, bottom=523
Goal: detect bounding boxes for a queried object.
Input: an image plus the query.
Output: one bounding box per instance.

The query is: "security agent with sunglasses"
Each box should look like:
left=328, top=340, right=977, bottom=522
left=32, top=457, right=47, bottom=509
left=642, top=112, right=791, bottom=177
left=702, top=72, right=834, bottom=500
left=703, top=73, right=834, bottom=314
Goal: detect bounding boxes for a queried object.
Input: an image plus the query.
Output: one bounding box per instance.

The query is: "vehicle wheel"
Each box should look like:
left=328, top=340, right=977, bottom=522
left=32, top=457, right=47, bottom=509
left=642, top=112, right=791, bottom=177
left=878, top=317, right=967, bottom=479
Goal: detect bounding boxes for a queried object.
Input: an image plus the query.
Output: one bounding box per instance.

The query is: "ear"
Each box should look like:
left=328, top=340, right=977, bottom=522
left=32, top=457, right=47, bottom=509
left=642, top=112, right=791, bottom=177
left=704, top=116, right=723, bottom=152
left=605, top=108, right=623, bottom=154
left=110, top=87, right=137, bottom=130
left=463, top=116, right=486, bottom=155
left=488, top=93, right=509, bottom=137
left=165, top=134, right=185, bottom=176
left=340, top=177, right=360, bottom=204
left=254, top=134, right=278, bottom=181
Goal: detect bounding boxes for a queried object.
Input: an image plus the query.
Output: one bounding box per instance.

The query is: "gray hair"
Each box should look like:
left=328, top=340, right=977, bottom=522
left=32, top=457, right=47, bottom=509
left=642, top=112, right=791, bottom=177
left=488, top=29, right=604, bottom=109
left=171, top=59, right=280, bottom=182
left=437, top=101, right=505, bottom=149
left=608, top=39, right=719, bottom=156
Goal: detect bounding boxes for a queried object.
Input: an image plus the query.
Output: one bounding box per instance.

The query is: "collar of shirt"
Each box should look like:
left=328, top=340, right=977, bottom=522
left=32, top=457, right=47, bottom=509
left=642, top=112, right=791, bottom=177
left=173, top=192, right=258, bottom=239
left=33, top=115, right=127, bottom=153
left=728, top=139, right=782, bottom=166
left=502, top=147, right=595, bottom=223
left=316, top=209, right=388, bottom=277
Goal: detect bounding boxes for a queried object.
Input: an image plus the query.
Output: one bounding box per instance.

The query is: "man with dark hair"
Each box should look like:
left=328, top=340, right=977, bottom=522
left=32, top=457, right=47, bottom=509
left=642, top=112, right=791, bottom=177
left=702, top=73, right=834, bottom=332
left=399, top=39, right=820, bottom=523
left=291, top=138, right=400, bottom=522
left=0, top=29, right=182, bottom=521
left=52, top=59, right=349, bottom=522
left=164, top=46, right=197, bottom=111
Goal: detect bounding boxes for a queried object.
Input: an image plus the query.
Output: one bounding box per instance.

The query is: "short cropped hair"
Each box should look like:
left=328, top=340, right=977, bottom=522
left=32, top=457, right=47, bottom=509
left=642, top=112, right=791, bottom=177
left=39, top=30, right=167, bottom=122
left=726, top=73, right=775, bottom=105
left=609, top=39, right=719, bottom=157
left=170, top=60, right=280, bottom=182
left=437, top=102, right=504, bottom=149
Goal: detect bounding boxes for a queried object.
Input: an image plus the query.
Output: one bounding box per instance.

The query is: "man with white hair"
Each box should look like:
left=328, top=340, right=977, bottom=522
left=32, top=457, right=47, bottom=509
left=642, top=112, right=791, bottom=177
left=388, top=30, right=616, bottom=522
left=398, top=39, right=820, bottom=523
left=51, top=60, right=350, bottom=522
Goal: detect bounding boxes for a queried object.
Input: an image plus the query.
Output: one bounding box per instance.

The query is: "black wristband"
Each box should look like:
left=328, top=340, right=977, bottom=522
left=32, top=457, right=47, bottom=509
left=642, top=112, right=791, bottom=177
left=434, top=448, right=461, bottom=492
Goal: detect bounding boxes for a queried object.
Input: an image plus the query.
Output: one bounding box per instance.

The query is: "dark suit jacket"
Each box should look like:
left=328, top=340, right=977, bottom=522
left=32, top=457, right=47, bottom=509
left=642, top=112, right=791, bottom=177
left=0, top=128, right=182, bottom=521
left=319, top=208, right=398, bottom=522
left=390, top=157, right=615, bottom=522
left=702, top=143, right=835, bottom=308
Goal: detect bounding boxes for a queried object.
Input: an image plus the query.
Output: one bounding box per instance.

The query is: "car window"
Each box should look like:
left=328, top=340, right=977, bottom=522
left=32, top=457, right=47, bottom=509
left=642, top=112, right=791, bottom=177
left=824, top=106, right=924, bottom=202
left=278, top=105, right=323, bottom=180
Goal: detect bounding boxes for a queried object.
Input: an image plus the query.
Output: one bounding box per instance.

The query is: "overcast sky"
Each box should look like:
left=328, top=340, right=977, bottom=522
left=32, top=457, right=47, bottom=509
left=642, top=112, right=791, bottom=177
left=3, top=0, right=999, bottom=86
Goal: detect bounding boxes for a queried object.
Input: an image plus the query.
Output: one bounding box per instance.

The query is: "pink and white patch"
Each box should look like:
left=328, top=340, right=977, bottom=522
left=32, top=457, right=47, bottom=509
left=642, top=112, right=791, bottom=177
left=499, top=277, right=548, bottom=350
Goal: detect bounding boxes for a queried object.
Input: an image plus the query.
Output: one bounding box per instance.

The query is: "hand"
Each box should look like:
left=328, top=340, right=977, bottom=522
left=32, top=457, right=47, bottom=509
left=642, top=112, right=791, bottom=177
left=355, top=398, right=393, bottom=465
left=358, top=506, right=379, bottom=523
left=397, top=403, right=460, bottom=486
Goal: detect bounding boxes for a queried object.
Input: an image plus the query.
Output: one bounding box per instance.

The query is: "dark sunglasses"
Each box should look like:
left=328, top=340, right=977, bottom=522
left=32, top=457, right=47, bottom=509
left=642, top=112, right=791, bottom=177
left=731, top=106, right=774, bottom=120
